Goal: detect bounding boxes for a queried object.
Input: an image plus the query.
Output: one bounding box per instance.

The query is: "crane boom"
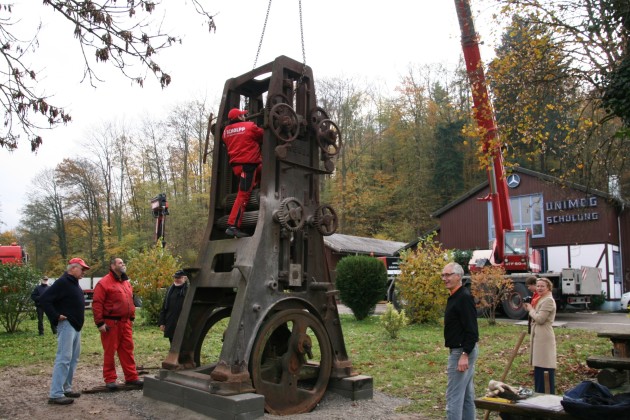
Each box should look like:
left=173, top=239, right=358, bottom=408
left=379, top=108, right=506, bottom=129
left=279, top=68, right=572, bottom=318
left=454, top=0, right=513, bottom=265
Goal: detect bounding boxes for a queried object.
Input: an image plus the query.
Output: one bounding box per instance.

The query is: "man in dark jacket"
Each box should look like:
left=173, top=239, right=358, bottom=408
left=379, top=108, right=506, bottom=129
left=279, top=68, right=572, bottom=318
left=40, top=258, right=89, bottom=405
left=158, top=270, right=189, bottom=343
left=222, top=108, right=264, bottom=238
left=92, top=257, right=142, bottom=389
left=31, top=276, right=56, bottom=335
left=442, top=262, right=479, bottom=420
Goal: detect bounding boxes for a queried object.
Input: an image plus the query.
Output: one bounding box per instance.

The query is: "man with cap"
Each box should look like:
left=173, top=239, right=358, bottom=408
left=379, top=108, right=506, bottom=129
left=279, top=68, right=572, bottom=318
left=39, top=257, right=90, bottom=405
left=31, top=275, right=57, bottom=335
left=222, top=108, right=264, bottom=238
left=92, top=257, right=143, bottom=389
left=158, top=269, right=189, bottom=344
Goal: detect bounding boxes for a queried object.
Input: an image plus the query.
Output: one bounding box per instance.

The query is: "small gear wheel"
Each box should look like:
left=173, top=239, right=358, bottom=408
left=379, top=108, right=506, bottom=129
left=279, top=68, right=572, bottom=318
left=316, top=119, right=342, bottom=156
left=277, top=197, right=305, bottom=232
left=313, top=205, right=338, bottom=236
left=270, top=103, right=299, bottom=142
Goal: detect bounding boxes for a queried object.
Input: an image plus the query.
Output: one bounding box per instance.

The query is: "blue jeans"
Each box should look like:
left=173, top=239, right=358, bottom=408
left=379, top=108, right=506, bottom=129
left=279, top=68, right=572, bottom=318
left=446, top=344, right=478, bottom=420
left=49, top=320, right=81, bottom=398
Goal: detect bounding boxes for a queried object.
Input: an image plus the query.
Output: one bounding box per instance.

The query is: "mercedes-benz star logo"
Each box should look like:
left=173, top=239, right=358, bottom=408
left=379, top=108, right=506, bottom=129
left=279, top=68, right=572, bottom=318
left=507, top=174, right=521, bottom=188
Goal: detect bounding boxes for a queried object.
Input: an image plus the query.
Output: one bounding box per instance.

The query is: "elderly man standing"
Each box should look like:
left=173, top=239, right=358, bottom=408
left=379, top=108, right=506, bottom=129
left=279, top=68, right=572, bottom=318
left=158, top=269, right=189, bottom=344
left=442, top=262, right=479, bottom=420
left=92, top=257, right=142, bottom=389
left=40, top=258, right=90, bottom=405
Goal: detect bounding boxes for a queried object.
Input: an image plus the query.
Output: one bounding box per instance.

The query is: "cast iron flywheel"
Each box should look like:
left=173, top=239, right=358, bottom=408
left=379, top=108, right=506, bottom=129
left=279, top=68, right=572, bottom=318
left=250, top=309, right=333, bottom=415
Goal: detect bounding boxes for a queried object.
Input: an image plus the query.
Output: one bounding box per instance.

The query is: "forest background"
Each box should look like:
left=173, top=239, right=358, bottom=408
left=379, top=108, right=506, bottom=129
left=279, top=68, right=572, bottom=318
left=0, top=0, right=629, bottom=277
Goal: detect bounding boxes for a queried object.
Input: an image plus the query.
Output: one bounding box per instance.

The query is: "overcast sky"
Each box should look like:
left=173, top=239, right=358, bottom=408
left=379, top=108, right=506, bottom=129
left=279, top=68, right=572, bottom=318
left=0, top=0, right=499, bottom=232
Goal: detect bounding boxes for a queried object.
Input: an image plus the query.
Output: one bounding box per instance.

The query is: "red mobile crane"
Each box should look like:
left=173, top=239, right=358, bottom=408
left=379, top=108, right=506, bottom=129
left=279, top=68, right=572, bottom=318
left=454, top=0, right=540, bottom=274
left=453, top=1, right=602, bottom=319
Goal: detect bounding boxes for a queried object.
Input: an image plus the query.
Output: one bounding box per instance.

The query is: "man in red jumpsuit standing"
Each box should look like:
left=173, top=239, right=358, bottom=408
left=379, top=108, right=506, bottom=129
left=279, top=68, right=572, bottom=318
left=92, top=257, right=143, bottom=389
left=222, top=108, right=264, bottom=238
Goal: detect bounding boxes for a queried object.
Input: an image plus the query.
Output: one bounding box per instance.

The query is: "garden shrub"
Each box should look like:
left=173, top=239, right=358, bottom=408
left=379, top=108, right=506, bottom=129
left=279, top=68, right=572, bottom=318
left=127, top=241, right=180, bottom=325
left=336, top=255, right=387, bottom=321
left=470, top=265, right=512, bottom=325
left=397, top=235, right=450, bottom=324
left=380, top=302, right=409, bottom=339
left=0, top=263, right=41, bottom=333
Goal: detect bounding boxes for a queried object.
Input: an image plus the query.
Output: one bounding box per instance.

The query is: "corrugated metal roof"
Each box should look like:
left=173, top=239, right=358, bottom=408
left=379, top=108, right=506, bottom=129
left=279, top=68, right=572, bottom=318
left=324, top=233, right=405, bottom=256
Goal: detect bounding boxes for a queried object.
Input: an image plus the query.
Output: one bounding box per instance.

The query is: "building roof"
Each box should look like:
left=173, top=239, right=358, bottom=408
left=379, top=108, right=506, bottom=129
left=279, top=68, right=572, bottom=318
left=324, top=233, right=406, bottom=257
left=430, top=166, right=625, bottom=218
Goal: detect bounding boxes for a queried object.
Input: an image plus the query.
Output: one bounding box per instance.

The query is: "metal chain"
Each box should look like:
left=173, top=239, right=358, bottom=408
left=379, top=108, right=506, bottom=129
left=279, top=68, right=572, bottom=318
left=296, top=0, right=307, bottom=88
left=253, top=0, right=273, bottom=69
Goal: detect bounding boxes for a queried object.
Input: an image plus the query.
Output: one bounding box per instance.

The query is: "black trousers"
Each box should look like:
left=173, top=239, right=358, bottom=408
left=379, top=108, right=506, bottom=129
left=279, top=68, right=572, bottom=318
left=36, top=306, right=56, bottom=335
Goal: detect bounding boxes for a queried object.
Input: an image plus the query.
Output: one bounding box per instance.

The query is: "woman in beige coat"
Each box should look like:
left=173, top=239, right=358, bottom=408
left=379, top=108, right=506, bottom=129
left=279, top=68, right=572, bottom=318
left=523, top=278, right=556, bottom=394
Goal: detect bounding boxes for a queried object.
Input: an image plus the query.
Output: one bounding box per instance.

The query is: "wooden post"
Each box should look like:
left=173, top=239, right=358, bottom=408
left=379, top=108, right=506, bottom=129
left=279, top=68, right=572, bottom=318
left=544, top=371, right=550, bottom=394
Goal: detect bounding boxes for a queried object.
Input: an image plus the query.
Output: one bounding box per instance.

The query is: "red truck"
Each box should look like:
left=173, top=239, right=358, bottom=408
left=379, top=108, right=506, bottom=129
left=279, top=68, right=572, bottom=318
left=0, top=243, right=28, bottom=265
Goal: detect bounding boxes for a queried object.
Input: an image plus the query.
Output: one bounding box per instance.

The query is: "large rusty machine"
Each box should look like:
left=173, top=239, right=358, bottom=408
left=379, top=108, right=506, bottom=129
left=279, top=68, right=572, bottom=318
left=144, top=55, right=371, bottom=417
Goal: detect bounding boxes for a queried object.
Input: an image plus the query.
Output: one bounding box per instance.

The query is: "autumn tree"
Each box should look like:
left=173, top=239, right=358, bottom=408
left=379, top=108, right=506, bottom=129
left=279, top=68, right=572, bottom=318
left=495, top=0, right=630, bottom=193
left=0, top=0, right=216, bottom=151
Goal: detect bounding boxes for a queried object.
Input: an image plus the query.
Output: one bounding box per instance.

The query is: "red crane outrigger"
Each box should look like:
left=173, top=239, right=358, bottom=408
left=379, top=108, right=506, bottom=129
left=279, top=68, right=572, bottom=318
left=453, top=0, right=539, bottom=273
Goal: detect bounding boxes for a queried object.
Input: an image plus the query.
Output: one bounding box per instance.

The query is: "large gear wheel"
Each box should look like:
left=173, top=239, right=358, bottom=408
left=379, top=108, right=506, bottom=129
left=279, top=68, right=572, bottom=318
left=313, top=205, right=338, bottom=236
left=250, top=309, right=332, bottom=415
left=309, top=106, right=329, bottom=130
left=276, top=197, right=305, bottom=232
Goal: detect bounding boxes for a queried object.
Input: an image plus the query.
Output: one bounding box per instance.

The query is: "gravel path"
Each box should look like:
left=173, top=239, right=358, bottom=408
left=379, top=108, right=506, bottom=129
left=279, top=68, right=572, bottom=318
left=0, top=365, right=427, bottom=420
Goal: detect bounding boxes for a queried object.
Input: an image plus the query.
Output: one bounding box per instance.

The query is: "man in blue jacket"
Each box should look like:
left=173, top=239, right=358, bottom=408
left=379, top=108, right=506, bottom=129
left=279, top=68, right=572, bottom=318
left=40, top=257, right=89, bottom=405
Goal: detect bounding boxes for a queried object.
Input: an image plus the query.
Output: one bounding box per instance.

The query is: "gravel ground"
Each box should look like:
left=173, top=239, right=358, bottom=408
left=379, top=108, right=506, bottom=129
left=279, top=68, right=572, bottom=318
left=0, top=364, right=426, bottom=420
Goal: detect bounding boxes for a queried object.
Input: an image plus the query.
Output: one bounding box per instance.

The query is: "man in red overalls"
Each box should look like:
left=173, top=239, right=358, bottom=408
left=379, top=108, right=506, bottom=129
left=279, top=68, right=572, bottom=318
left=222, top=108, right=264, bottom=238
left=92, top=257, right=142, bottom=389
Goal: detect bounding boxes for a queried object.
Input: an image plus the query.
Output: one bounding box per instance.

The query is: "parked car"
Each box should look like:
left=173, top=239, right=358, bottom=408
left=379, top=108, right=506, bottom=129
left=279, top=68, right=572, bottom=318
left=621, top=292, right=630, bottom=312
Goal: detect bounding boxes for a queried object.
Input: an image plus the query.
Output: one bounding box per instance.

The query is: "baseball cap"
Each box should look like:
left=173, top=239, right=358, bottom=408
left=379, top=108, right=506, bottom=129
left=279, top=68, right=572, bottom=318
left=228, top=108, right=248, bottom=120
left=173, top=269, right=186, bottom=278
left=68, top=257, right=90, bottom=270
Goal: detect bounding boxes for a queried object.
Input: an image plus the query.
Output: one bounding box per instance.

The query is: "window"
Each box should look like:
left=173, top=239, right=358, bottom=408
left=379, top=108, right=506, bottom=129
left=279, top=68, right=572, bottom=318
left=488, top=194, right=544, bottom=240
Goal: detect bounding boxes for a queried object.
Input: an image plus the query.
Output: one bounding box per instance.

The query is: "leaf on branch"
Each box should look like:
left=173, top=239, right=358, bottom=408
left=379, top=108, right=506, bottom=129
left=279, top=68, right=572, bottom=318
left=96, top=48, right=109, bottom=62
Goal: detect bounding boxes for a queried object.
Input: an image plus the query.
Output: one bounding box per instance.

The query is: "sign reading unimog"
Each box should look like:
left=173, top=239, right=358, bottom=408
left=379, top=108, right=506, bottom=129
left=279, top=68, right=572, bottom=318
left=545, top=196, right=599, bottom=224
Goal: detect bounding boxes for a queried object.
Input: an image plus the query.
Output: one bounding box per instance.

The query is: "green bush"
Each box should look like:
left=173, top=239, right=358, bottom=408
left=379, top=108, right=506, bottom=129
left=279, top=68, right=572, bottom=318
left=0, top=263, right=41, bottom=333
left=380, top=302, right=409, bottom=339
left=590, top=291, right=606, bottom=309
left=452, top=249, right=473, bottom=274
left=336, top=255, right=387, bottom=320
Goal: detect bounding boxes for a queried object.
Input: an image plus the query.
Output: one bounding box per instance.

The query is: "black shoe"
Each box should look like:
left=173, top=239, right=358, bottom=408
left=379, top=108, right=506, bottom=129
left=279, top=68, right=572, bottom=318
left=105, top=382, right=118, bottom=390
left=225, top=226, right=249, bottom=238
left=48, top=397, right=74, bottom=405
left=125, top=379, right=144, bottom=388
left=64, top=391, right=81, bottom=398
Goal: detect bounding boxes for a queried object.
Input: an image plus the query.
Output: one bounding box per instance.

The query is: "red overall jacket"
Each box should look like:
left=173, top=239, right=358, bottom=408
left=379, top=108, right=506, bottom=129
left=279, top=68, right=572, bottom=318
left=92, top=270, right=136, bottom=328
left=222, top=121, right=264, bottom=165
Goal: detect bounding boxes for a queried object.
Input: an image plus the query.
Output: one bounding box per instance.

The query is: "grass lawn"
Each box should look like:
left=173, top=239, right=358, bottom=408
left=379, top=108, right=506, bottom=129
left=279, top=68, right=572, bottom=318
left=0, top=311, right=609, bottom=419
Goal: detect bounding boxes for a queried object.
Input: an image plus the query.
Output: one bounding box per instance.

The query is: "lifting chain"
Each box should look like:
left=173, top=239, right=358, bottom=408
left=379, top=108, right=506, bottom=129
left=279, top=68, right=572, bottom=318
left=253, top=0, right=307, bottom=90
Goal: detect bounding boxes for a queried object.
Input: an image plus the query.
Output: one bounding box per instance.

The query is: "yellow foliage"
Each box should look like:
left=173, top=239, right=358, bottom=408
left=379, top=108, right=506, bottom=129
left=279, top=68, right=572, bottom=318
left=127, top=241, right=180, bottom=324
left=397, top=235, right=450, bottom=324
